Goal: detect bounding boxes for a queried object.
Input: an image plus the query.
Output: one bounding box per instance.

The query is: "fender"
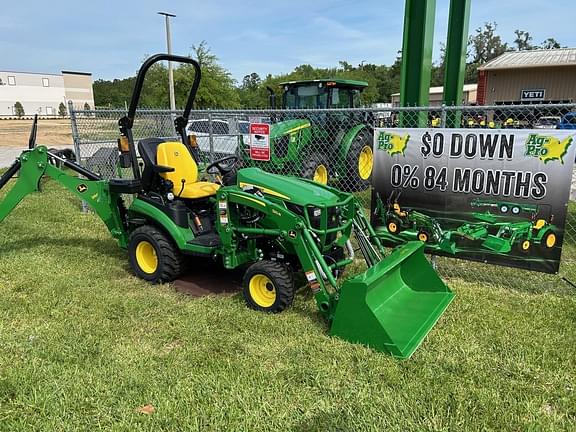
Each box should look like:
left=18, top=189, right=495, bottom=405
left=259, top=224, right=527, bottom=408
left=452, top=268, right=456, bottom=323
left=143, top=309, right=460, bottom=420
left=128, top=198, right=212, bottom=255
left=337, top=124, right=370, bottom=165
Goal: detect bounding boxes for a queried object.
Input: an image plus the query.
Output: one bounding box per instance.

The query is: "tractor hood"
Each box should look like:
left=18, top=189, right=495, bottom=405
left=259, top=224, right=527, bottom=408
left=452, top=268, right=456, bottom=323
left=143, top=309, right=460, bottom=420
left=237, top=168, right=342, bottom=206
left=270, top=119, right=311, bottom=139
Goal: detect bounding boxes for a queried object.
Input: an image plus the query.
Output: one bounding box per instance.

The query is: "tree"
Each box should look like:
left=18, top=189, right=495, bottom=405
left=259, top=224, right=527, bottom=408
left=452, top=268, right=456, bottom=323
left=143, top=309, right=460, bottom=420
left=176, top=41, right=240, bottom=109
left=238, top=73, right=266, bottom=108
left=58, top=102, right=67, bottom=117
left=468, top=22, right=508, bottom=64
left=541, top=38, right=562, bottom=49
left=83, top=102, right=91, bottom=111
left=14, top=102, right=24, bottom=117
left=513, top=30, right=535, bottom=50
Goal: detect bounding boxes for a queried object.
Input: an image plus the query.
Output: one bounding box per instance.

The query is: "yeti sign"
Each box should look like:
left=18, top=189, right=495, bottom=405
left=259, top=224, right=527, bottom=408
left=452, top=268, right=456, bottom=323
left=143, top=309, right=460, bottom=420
left=521, top=89, right=545, bottom=101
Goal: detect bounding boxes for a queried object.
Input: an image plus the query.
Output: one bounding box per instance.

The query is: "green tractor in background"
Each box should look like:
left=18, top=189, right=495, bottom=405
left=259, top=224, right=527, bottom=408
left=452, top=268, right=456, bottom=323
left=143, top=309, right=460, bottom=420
left=238, top=79, right=374, bottom=191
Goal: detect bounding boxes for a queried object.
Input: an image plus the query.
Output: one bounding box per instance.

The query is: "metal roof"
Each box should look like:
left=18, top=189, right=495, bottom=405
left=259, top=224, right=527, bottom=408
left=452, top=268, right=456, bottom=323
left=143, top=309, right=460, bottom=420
left=479, top=48, right=576, bottom=70
left=279, top=78, right=368, bottom=88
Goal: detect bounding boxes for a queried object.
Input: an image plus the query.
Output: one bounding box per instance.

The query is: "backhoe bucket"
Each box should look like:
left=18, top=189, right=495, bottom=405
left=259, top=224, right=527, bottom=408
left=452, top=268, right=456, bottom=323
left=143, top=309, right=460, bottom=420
left=330, top=241, right=454, bottom=359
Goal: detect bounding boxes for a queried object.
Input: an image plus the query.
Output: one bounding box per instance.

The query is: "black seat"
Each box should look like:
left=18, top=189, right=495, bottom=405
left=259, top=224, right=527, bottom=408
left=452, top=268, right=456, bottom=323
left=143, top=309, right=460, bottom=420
left=138, top=138, right=167, bottom=191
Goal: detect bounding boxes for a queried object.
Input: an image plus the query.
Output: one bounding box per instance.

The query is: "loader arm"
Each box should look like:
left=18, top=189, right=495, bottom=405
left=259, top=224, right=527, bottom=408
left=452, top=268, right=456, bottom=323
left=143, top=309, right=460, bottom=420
left=0, top=147, right=129, bottom=247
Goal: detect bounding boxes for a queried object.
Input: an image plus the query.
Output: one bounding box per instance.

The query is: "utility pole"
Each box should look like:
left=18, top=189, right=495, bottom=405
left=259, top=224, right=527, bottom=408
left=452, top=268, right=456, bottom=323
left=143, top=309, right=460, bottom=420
left=158, top=11, right=176, bottom=111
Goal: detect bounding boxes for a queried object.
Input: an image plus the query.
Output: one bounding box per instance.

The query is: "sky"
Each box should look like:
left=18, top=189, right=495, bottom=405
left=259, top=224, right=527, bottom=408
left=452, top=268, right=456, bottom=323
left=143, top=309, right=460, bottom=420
left=1, top=0, right=575, bottom=82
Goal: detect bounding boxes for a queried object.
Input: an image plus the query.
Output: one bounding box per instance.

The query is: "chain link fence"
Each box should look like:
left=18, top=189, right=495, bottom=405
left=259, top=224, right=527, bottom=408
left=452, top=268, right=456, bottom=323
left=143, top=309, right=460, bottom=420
left=69, top=103, right=576, bottom=292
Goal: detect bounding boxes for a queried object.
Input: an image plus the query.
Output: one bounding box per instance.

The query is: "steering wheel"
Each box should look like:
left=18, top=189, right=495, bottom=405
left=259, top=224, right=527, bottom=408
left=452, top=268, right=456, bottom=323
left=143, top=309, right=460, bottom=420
left=206, top=155, right=239, bottom=176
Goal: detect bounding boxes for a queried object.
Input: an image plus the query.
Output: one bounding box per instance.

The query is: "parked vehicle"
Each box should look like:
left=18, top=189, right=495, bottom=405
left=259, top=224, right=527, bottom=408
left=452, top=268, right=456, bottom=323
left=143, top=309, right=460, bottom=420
left=557, top=112, right=576, bottom=130
left=534, top=116, right=560, bottom=129
left=187, top=118, right=250, bottom=156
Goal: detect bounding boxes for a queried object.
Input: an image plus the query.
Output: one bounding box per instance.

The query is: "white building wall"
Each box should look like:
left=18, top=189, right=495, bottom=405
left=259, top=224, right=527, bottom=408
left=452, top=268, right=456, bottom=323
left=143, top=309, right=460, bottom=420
left=0, top=71, right=91, bottom=116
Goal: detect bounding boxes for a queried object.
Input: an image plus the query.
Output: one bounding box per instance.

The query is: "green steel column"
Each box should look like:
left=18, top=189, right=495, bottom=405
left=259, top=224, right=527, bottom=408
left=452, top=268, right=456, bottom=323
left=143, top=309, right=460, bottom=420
left=399, top=0, right=436, bottom=127
left=442, top=0, right=471, bottom=127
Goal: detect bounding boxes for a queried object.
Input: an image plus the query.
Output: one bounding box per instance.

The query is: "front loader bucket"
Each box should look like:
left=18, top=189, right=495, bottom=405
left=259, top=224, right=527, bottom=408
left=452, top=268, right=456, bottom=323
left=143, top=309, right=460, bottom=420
left=330, top=242, right=454, bottom=359
left=481, top=235, right=511, bottom=253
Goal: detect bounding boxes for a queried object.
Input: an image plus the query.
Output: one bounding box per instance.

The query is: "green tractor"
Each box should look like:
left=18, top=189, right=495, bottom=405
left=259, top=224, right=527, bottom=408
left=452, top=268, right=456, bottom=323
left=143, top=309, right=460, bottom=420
left=375, top=190, right=446, bottom=244
left=0, top=54, right=454, bottom=359
left=238, top=79, right=374, bottom=191
left=453, top=205, right=558, bottom=254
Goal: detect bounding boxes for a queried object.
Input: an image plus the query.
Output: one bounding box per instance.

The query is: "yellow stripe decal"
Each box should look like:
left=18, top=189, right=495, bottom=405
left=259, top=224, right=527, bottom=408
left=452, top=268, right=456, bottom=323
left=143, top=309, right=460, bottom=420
left=285, top=124, right=311, bottom=134
left=239, top=182, right=291, bottom=201
left=232, top=193, right=266, bottom=207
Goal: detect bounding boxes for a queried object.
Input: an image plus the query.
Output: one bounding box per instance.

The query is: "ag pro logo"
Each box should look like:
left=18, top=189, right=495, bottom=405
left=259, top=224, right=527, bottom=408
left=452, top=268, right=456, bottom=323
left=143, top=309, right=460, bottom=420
left=525, top=133, right=573, bottom=164
left=377, top=131, right=410, bottom=157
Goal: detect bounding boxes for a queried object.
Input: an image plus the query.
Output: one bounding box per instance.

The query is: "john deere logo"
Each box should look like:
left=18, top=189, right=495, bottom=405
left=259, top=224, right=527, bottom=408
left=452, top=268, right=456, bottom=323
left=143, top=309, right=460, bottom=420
left=288, top=230, right=297, bottom=239
left=525, top=134, right=573, bottom=164
left=77, top=184, right=88, bottom=193
left=377, top=131, right=410, bottom=157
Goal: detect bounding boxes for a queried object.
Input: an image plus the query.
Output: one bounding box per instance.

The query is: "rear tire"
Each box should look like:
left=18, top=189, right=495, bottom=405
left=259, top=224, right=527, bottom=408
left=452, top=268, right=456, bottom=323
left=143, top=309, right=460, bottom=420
left=300, top=152, right=330, bottom=185
left=340, top=130, right=373, bottom=192
left=542, top=231, right=557, bottom=250
left=128, top=225, right=184, bottom=283
left=242, top=260, right=294, bottom=313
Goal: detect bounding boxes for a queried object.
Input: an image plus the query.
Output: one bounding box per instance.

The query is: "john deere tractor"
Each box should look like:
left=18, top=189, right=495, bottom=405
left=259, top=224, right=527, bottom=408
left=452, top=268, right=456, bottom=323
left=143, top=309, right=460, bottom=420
left=0, top=55, right=453, bottom=359
left=238, top=79, right=374, bottom=191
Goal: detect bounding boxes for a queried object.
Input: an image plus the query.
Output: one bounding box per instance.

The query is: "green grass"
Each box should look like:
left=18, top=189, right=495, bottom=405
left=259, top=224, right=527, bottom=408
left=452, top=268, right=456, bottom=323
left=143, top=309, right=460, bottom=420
left=0, top=179, right=575, bottom=431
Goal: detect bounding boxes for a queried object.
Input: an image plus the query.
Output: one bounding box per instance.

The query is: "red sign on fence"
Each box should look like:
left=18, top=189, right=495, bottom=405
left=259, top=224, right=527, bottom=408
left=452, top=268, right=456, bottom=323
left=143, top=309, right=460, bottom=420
left=249, top=123, right=270, bottom=161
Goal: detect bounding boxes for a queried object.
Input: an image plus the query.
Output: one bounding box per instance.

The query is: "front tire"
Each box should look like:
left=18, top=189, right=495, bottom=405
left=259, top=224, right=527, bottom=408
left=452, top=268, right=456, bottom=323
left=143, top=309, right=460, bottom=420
left=128, top=225, right=184, bottom=283
left=300, top=152, right=330, bottom=185
left=242, top=260, right=294, bottom=313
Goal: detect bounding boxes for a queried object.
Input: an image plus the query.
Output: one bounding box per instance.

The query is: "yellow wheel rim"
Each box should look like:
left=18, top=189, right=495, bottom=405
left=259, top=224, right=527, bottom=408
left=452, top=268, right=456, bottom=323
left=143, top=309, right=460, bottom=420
left=249, top=274, right=276, bottom=308
left=358, top=145, right=373, bottom=180
left=546, top=233, right=556, bottom=248
left=418, top=233, right=428, bottom=242
left=522, top=240, right=531, bottom=251
left=388, top=222, right=397, bottom=233
left=313, top=164, right=328, bottom=185
left=136, top=241, right=158, bottom=274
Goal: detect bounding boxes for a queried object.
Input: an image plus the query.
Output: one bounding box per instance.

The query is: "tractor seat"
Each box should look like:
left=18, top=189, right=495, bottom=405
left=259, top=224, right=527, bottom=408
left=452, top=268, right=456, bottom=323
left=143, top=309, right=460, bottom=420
left=138, top=138, right=220, bottom=199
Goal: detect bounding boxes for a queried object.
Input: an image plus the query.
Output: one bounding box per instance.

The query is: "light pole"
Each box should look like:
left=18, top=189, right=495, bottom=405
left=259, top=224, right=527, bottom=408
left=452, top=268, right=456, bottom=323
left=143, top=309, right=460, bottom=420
left=158, top=11, right=176, bottom=111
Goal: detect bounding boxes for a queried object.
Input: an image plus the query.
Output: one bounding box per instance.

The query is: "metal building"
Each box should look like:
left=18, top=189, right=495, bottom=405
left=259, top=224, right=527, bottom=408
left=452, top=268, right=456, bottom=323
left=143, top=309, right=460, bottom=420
left=391, top=84, right=477, bottom=107
left=0, top=70, right=94, bottom=117
left=478, top=48, right=576, bottom=105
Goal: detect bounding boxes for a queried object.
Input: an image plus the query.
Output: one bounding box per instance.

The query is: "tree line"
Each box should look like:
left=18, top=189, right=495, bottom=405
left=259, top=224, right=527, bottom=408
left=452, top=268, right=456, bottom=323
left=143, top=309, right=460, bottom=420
left=93, top=24, right=564, bottom=109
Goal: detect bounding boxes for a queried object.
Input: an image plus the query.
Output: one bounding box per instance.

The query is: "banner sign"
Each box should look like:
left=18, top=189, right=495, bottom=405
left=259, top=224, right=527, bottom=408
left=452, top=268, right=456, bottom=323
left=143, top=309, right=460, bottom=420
left=371, top=128, right=576, bottom=273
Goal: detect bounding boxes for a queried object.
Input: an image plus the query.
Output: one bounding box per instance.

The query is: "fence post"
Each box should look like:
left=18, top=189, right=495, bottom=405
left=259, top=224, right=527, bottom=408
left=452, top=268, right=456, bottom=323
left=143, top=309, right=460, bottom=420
left=440, top=103, right=447, bottom=128
left=208, top=109, right=214, bottom=162
left=68, top=101, right=88, bottom=213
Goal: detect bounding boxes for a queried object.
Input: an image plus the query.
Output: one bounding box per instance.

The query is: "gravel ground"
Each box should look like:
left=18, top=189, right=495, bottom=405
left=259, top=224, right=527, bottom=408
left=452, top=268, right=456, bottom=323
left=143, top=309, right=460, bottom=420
left=0, top=144, right=74, bottom=168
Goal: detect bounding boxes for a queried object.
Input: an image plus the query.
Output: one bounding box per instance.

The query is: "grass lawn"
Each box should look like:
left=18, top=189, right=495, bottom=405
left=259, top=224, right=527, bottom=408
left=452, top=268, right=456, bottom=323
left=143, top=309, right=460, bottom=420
left=0, top=178, right=575, bottom=431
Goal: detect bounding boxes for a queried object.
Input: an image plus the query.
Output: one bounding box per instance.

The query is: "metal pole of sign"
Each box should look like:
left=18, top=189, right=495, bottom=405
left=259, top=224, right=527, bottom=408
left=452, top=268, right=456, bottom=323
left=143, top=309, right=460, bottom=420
left=158, top=12, right=177, bottom=112
left=68, top=100, right=88, bottom=213
left=440, top=103, right=447, bottom=128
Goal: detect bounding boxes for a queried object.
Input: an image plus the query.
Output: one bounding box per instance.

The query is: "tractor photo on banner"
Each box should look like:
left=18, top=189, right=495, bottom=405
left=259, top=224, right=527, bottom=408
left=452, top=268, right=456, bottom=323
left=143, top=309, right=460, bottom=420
left=371, top=128, right=576, bottom=274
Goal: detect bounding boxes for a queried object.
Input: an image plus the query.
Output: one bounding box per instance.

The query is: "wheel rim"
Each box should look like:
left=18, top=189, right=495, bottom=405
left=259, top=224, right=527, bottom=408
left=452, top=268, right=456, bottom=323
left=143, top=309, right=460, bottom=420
left=136, top=241, right=158, bottom=274
left=358, top=145, right=373, bottom=180
left=249, top=274, right=276, bottom=307
left=313, top=164, right=328, bottom=185
left=388, top=222, right=397, bottom=233
left=418, top=232, right=428, bottom=242
left=522, top=240, right=530, bottom=251
left=546, top=233, right=556, bottom=248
